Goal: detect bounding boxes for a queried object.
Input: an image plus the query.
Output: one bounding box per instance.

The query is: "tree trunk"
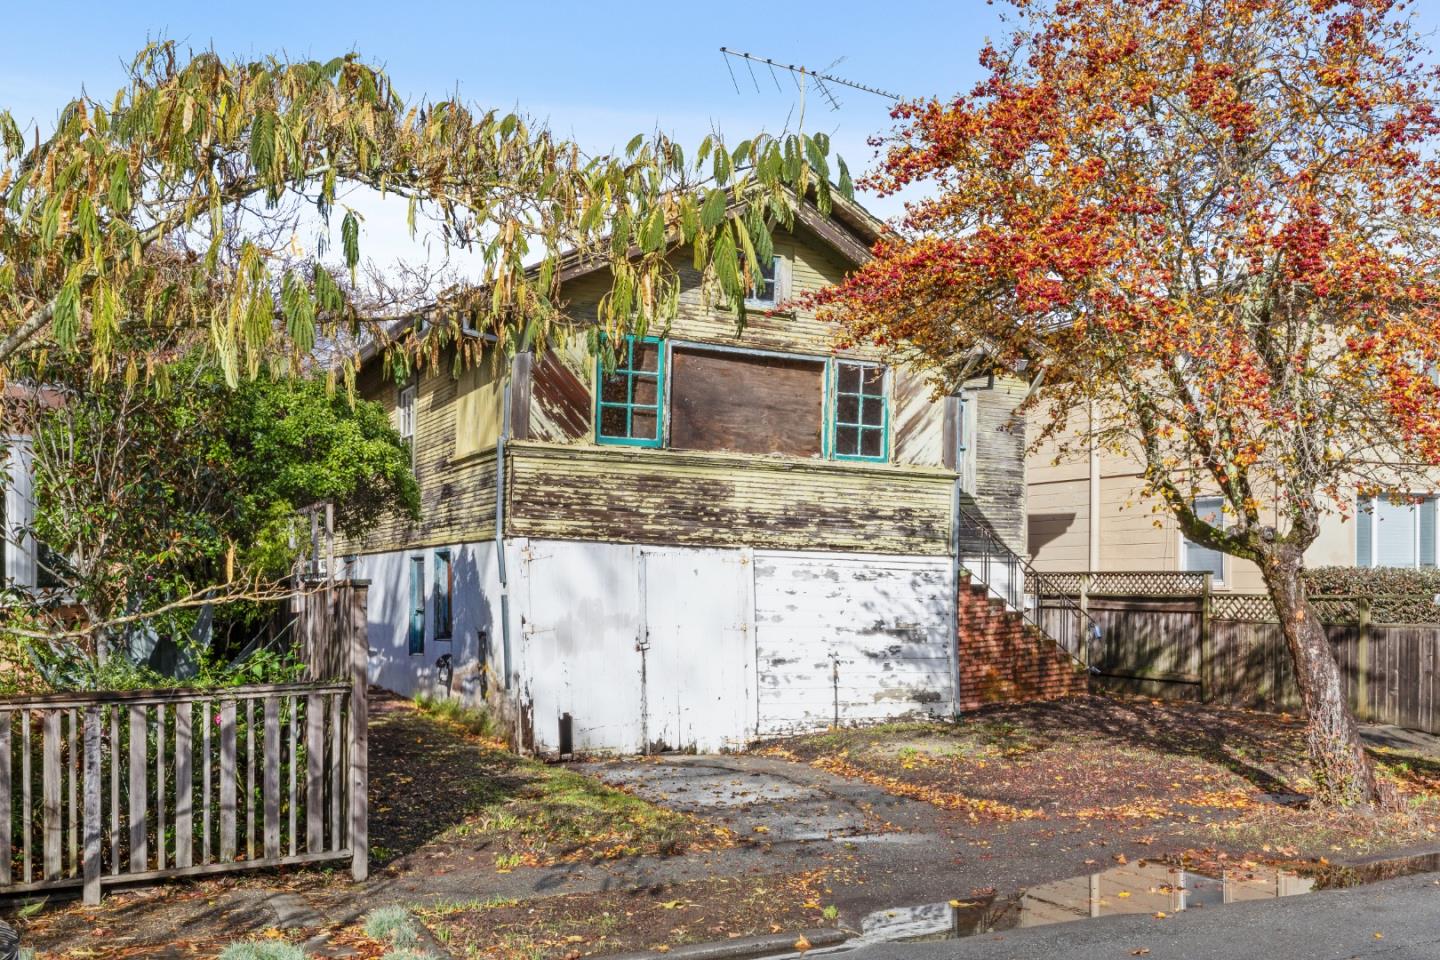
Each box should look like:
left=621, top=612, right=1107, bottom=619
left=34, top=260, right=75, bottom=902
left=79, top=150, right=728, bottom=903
left=1261, top=548, right=1391, bottom=808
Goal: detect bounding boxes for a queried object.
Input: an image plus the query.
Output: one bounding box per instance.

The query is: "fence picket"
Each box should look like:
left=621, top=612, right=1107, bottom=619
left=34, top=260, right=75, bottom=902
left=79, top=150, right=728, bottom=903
left=306, top=694, right=323, bottom=853
left=219, top=701, right=237, bottom=863
left=263, top=698, right=280, bottom=859
left=329, top=691, right=341, bottom=850
left=155, top=705, right=166, bottom=872
left=0, top=713, right=10, bottom=885
left=288, top=695, right=297, bottom=857
left=82, top=706, right=101, bottom=905
left=68, top=708, right=78, bottom=876
left=245, top=699, right=255, bottom=861
left=128, top=705, right=148, bottom=872
left=22, top=710, right=31, bottom=883
left=41, top=710, right=60, bottom=880
left=108, top=707, right=119, bottom=875
left=175, top=703, right=192, bottom=869
left=201, top=700, right=212, bottom=865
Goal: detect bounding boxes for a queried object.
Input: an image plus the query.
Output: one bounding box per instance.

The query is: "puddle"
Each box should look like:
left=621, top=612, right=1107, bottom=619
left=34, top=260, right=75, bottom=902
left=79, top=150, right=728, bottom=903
left=852, top=850, right=1440, bottom=945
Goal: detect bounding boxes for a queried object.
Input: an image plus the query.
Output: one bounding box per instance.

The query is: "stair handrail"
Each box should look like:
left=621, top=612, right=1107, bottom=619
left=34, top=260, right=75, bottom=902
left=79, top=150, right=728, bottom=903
left=955, top=503, right=1101, bottom=669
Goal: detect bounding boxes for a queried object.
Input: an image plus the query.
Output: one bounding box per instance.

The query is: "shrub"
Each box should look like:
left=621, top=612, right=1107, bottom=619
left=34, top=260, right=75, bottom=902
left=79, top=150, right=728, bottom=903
left=217, top=942, right=306, bottom=960
left=363, top=906, right=420, bottom=949
left=1304, top=567, right=1440, bottom=596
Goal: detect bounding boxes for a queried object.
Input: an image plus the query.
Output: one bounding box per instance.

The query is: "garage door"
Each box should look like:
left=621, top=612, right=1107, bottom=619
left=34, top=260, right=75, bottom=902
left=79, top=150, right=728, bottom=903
left=754, top=551, right=955, bottom=736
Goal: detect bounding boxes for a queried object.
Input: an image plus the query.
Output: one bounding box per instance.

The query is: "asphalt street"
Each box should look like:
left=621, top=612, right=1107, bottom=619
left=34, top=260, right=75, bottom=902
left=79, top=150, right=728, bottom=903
left=837, top=873, right=1440, bottom=960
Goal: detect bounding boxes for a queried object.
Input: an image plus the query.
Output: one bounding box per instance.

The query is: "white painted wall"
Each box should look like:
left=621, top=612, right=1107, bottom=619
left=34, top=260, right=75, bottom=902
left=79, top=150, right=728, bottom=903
left=355, top=537, right=957, bottom=754
left=3, top=437, right=38, bottom=588
left=346, top=540, right=503, bottom=701
left=753, top=551, right=955, bottom=736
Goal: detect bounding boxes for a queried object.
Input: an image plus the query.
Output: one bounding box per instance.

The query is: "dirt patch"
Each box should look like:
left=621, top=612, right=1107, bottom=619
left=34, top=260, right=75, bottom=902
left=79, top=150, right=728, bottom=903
left=414, top=871, right=836, bottom=959
left=762, top=696, right=1440, bottom=860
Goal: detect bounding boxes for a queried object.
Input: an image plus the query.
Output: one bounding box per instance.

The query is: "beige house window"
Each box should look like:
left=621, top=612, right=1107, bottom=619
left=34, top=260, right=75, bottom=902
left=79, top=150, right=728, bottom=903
left=1181, top=496, right=1226, bottom=585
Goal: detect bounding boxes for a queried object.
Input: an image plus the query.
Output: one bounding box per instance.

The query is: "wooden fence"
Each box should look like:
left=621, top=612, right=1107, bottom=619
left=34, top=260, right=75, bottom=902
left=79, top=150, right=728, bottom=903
left=1035, top=572, right=1440, bottom=734
left=0, top=581, right=369, bottom=904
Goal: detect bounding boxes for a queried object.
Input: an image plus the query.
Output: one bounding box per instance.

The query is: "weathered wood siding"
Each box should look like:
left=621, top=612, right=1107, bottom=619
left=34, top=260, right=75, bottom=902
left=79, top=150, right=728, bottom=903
left=505, top=441, right=954, bottom=555
left=966, top=376, right=1028, bottom=552
left=346, top=349, right=499, bottom=554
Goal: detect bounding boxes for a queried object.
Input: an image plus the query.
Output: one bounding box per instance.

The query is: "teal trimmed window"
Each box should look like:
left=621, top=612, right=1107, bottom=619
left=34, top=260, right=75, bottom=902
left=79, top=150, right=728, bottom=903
left=829, top=360, right=888, bottom=461
left=596, top=336, right=665, bottom=447
left=433, top=549, right=453, bottom=640
left=408, top=556, right=425, bottom=655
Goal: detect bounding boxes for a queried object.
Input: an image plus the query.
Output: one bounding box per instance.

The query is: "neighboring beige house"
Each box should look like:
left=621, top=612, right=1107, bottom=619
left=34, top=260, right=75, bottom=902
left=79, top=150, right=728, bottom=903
left=1025, top=404, right=1400, bottom=591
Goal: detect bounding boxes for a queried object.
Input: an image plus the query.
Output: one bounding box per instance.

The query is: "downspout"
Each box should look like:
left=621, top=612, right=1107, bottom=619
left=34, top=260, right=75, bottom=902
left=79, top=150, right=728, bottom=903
left=496, top=380, right=512, bottom=691
left=948, top=392, right=968, bottom=718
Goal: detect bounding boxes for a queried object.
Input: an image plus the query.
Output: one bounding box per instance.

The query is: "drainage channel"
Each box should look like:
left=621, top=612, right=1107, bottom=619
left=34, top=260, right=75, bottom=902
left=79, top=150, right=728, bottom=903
left=842, top=850, right=1440, bottom=948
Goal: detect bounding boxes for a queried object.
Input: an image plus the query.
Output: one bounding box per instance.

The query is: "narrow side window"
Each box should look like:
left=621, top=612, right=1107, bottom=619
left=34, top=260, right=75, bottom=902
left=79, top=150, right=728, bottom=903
left=434, top=549, right=453, bottom=640
left=408, top=556, right=425, bottom=655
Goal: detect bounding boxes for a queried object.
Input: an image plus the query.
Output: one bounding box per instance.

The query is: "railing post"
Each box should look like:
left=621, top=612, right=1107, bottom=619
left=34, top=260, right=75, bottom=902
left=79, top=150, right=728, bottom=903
left=347, top=582, right=370, bottom=882
left=82, top=705, right=101, bottom=905
left=1356, top=597, right=1371, bottom=721
left=1200, top=573, right=1213, bottom=702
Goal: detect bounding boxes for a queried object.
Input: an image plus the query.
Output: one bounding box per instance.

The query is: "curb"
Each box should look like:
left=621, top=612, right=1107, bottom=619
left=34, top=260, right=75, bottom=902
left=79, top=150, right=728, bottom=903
left=602, top=927, right=851, bottom=960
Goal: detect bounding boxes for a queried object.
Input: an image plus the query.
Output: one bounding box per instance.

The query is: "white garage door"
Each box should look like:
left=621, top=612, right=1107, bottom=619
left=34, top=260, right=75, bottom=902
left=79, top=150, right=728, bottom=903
left=754, top=551, right=955, bottom=736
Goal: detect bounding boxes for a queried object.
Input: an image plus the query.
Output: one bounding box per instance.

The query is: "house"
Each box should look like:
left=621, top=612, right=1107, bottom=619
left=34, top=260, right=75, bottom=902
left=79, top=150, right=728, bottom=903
left=342, top=194, right=1075, bottom=755
left=1025, top=404, right=1423, bottom=588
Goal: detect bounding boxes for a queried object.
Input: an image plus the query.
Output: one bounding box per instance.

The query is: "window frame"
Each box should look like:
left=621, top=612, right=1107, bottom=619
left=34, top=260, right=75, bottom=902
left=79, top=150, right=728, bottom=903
left=594, top=334, right=667, bottom=448
left=407, top=555, right=425, bottom=656
left=1357, top=493, right=1437, bottom=569
left=433, top=548, right=453, bottom=641
left=826, top=358, right=890, bottom=463
left=1179, top=496, right=1227, bottom=586
left=744, top=254, right=782, bottom=308
left=397, top=382, right=417, bottom=469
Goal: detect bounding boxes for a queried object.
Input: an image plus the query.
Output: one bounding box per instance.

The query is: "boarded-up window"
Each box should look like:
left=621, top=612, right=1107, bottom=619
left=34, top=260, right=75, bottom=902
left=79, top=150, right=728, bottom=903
left=670, top=348, right=824, bottom=457
left=455, top=357, right=505, bottom=459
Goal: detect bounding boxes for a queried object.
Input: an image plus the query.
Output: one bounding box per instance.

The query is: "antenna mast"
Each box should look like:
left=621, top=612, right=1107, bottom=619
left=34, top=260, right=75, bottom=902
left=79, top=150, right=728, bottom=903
left=718, top=47, right=902, bottom=112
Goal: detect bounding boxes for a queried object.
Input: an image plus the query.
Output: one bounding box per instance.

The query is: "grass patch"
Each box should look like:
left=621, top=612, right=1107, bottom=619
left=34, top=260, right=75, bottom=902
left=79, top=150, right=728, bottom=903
left=383, top=695, right=725, bottom=867
left=364, top=905, right=421, bottom=949
left=218, top=943, right=306, bottom=960
left=413, top=694, right=497, bottom=738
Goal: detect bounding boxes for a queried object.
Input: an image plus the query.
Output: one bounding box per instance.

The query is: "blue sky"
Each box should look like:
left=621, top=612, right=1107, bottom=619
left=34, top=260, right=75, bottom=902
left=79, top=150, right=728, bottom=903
left=2, top=0, right=1010, bottom=218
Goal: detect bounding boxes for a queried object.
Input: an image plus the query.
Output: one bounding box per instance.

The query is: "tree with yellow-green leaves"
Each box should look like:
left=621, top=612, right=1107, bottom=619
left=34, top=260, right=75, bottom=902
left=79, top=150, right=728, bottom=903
left=0, top=42, right=850, bottom=386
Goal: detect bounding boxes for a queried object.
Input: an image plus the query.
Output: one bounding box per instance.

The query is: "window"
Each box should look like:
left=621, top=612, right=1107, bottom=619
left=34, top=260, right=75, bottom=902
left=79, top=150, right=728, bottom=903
left=596, top=336, right=665, bottom=447
left=1357, top=495, right=1437, bottom=568
left=408, top=556, right=425, bottom=655
left=1181, top=497, right=1226, bottom=584
left=433, top=549, right=453, bottom=640
left=397, top=383, right=417, bottom=468
left=830, top=361, right=888, bottom=461
left=746, top=255, right=780, bottom=306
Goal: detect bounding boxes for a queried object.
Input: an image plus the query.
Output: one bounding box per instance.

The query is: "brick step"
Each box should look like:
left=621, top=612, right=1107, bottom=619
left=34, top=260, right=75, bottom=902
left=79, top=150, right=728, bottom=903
left=956, top=572, right=1087, bottom=712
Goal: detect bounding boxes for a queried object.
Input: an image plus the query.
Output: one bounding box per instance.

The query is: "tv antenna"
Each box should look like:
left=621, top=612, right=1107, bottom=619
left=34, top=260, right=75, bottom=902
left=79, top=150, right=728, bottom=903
left=719, top=47, right=902, bottom=117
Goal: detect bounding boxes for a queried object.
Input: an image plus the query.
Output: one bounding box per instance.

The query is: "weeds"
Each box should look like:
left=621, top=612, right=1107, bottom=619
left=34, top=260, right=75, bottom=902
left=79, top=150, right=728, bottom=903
left=364, top=905, right=421, bottom=949
left=218, top=943, right=305, bottom=960
left=414, top=694, right=496, bottom=738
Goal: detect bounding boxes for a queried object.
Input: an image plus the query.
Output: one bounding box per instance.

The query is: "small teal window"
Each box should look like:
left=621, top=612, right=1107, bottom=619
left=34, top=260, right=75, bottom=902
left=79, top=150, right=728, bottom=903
left=830, top=361, right=888, bottom=461
left=596, top=336, right=665, bottom=447
left=408, top=556, right=425, bottom=655
left=433, top=549, right=453, bottom=640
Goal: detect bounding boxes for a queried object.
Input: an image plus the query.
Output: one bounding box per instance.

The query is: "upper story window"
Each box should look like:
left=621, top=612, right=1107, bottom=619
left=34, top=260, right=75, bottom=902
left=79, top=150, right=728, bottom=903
left=746, top=255, right=780, bottom=307
left=397, top=383, right=417, bottom=468
left=596, top=335, right=665, bottom=447
left=1358, top=494, right=1436, bottom=568
left=830, top=361, right=888, bottom=461
left=1181, top=496, right=1226, bottom=584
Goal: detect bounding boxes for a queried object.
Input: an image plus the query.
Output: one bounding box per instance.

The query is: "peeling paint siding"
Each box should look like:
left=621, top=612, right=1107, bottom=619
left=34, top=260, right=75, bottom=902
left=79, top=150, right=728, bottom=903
left=967, top=377, right=1029, bottom=553
left=753, top=551, right=955, bottom=735
left=516, top=539, right=752, bottom=754
left=346, top=355, right=499, bottom=554
left=505, top=441, right=954, bottom=555
left=893, top=367, right=947, bottom=468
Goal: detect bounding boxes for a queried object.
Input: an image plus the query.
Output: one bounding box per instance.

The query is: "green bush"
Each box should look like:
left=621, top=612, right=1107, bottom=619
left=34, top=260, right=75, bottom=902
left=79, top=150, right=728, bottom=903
left=217, top=942, right=305, bottom=960
left=382, top=951, right=436, bottom=960
left=1304, top=566, right=1440, bottom=596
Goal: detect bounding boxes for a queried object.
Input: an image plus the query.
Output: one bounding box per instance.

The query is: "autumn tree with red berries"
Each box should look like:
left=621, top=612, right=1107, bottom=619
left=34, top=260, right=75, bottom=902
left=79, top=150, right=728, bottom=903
left=815, top=0, right=1440, bottom=806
